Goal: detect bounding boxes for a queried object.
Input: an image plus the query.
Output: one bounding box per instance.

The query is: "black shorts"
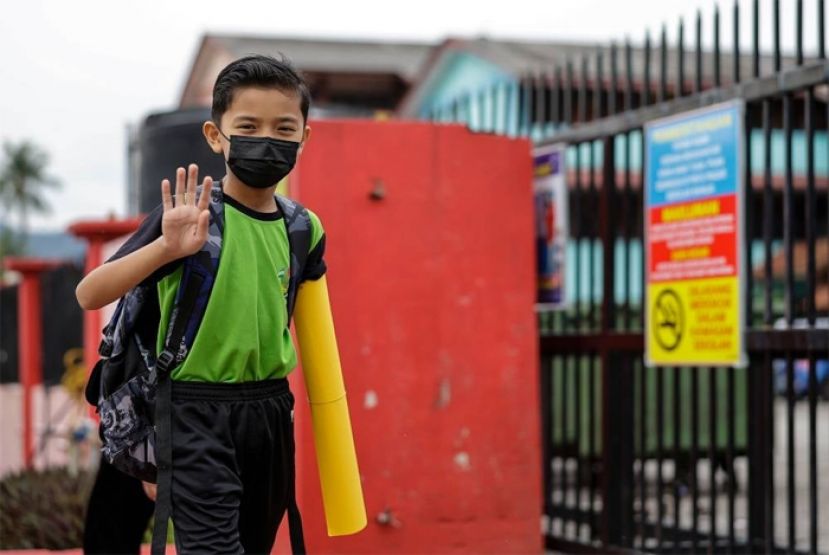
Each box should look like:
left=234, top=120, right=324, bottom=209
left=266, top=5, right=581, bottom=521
left=169, top=378, right=300, bottom=555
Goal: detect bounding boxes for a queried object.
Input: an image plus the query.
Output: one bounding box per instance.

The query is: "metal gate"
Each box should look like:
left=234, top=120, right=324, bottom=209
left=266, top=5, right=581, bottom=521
left=428, top=1, right=827, bottom=553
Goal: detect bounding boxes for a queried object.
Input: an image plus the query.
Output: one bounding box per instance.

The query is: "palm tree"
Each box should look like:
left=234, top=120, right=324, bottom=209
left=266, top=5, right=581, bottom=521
left=0, top=140, right=61, bottom=244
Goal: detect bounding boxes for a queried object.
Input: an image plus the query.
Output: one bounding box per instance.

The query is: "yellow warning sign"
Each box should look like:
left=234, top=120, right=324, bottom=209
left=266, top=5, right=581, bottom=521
left=647, top=277, right=743, bottom=366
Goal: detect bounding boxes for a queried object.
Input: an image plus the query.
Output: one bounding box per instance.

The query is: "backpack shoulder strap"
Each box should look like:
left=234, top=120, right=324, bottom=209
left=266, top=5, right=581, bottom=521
left=275, top=194, right=312, bottom=321
left=152, top=183, right=225, bottom=555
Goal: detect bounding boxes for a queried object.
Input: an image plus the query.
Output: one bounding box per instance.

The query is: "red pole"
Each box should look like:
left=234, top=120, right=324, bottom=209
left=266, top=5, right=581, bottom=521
left=19, top=273, right=40, bottom=468
left=4, top=258, right=61, bottom=469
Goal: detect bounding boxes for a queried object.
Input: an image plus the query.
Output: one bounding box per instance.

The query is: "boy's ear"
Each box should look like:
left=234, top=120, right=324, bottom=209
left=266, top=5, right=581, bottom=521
left=203, top=121, right=224, bottom=155
left=298, top=125, right=312, bottom=155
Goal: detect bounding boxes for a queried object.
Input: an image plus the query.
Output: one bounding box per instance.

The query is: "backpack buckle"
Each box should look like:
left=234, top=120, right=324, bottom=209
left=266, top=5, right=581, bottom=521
left=99, top=339, right=113, bottom=358
left=156, top=350, right=175, bottom=375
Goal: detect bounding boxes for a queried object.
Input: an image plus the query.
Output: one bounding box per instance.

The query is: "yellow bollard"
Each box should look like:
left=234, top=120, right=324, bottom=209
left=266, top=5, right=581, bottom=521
left=294, top=275, right=367, bottom=536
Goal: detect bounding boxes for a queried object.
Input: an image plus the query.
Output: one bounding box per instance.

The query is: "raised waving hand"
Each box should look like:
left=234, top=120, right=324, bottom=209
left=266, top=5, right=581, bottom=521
left=160, top=164, right=213, bottom=260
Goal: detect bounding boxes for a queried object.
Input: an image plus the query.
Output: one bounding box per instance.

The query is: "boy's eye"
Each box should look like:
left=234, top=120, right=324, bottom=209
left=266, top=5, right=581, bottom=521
left=279, top=127, right=296, bottom=133
left=238, top=124, right=255, bottom=130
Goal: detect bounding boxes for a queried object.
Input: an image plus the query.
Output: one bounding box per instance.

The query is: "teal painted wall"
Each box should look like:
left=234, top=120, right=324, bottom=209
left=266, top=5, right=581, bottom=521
left=417, top=52, right=511, bottom=120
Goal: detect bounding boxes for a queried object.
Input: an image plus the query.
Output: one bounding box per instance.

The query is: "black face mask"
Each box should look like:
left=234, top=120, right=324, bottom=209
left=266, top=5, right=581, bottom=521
left=219, top=130, right=300, bottom=189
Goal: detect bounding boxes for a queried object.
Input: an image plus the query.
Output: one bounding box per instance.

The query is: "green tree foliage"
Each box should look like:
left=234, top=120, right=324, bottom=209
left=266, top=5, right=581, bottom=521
left=0, top=140, right=61, bottom=240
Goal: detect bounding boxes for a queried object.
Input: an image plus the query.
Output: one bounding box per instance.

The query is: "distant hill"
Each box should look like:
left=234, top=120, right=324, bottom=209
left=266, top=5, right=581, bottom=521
left=1, top=225, right=86, bottom=265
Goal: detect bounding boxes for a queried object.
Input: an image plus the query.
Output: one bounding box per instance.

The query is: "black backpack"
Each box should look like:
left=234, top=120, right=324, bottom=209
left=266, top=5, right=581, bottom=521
left=85, top=184, right=311, bottom=554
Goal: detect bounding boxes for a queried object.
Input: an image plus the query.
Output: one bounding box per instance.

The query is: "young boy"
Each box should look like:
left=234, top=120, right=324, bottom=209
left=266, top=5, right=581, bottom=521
left=76, top=54, right=325, bottom=554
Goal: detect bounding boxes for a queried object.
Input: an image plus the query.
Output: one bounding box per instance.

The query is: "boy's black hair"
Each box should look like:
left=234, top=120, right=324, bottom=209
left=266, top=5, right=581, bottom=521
left=211, top=54, right=310, bottom=125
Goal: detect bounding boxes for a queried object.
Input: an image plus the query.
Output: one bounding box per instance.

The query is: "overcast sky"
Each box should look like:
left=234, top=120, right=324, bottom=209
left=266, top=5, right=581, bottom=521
left=1, top=0, right=823, bottom=232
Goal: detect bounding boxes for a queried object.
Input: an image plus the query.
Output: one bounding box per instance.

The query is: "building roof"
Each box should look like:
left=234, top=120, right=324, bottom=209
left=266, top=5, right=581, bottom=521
left=179, top=34, right=433, bottom=109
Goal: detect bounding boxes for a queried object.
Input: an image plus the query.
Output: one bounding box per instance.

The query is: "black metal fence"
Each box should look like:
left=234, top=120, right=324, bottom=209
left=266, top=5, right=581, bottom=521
left=428, top=1, right=827, bottom=553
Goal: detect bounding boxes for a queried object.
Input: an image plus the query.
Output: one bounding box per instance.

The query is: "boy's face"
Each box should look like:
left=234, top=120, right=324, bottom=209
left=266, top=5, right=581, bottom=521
left=203, top=86, right=311, bottom=160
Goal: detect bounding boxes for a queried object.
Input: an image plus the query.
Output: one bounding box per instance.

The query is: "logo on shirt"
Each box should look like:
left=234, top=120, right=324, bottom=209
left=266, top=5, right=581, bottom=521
left=278, top=268, right=289, bottom=299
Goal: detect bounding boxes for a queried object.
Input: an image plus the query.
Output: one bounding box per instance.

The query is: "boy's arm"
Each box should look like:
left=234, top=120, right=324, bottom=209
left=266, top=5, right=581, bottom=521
left=75, top=165, right=213, bottom=310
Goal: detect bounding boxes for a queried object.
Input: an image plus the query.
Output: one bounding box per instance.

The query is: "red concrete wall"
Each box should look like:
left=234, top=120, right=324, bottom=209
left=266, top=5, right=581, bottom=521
left=287, top=120, right=541, bottom=554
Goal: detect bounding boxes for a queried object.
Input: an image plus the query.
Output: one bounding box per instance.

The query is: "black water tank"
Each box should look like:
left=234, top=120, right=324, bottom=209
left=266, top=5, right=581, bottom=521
left=133, top=107, right=226, bottom=214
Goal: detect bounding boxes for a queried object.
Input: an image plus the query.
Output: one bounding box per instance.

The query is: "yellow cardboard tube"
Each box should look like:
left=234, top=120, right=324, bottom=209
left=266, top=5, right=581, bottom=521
left=294, top=276, right=367, bottom=536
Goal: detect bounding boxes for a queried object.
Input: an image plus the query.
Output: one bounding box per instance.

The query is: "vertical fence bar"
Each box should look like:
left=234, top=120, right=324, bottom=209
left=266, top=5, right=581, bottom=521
left=503, top=81, right=511, bottom=134
left=786, top=345, right=795, bottom=554
left=566, top=61, right=575, bottom=128
left=478, top=89, right=487, bottom=132
left=807, top=351, right=818, bottom=555
left=639, top=363, right=647, bottom=549
left=589, top=351, right=597, bottom=544
left=552, top=356, right=561, bottom=535
left=727, top=363, right=736, bottom=553
left=569, top=145, right=586, bottom=542
left=575, top=351, right=583, bottom=540
left=600, top=135, right=627, bottom=547
left=570, top=68, right=580, bottom=331
left=804, top=85, right=818, bottom=555
left=753, top=0, right=760, bottom=79
left=492, top=83, right=505, bottom=135
left=571, top=140, right=583, bottom=540
left=736, top=53, right=749, bottom=552
left=714, top=6, right=721, bottom=87
left=542, top=355, right=553, bottom=541
left=609, top=44, right=618, bottom=117
left=623, top=40, right=633, bottom=330
left=588, top=140, right=597, bottom=331
left=678, top=19, right=686, bottom=98
left=591, top=52, right=602, bottom=328
left=573, top=143, right=582, bottom=336
left=553, top=66, right=562, bottom=131
left=625, top=40, right=633, bottom=112
left=557, top=355, right=567, bottom=534
left=579, top=58, right=588, bottom=125
left=522, top=74, right=532, bottom=137
left=709, top=366, right=718, bottom=554
left=696, top=11, right=703, bottom=93
left=783, top=85, right=796, bottom=554
left=659, top=26, right=667, bottom=102
left=773, top=0, right=781, bottom=72
left=762, top=100, right=773, bottom=333
left=796, top=0, right=803, bottom=65
left=673, top=366, right=682, bottom=551
left=563, top=354, right=571, bottom=535
left=535, top=71, right=545, bottom=139
left=820, top=0, right=826, bottom=59
left=490, top=83, right=499, bottom=134
left=644, top=32, right=652, bottom=106
left=761, top=78, right=776, bottom=553
left=594, top=51, right=604, bottom=124
left=656, top=366, right=665, bottom=553
left=691, top=365, right=699, bottom=554
left=734, top=0, right=741, bottom=85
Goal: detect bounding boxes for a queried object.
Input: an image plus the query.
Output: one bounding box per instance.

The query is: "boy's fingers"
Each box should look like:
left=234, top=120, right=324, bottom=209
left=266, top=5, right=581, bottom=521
left=174, top=167, right=186, bottom=205
left=198, top=177, right=213, bottom=210
left=187, top=163, right=198, bottom=201
left=195, top=209, right=210, bottom=243
left=161, top=179, right=172, bottom=211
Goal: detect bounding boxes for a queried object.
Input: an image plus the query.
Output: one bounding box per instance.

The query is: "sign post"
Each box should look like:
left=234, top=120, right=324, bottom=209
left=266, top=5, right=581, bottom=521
left=644, top=100, right=747, bottom=367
